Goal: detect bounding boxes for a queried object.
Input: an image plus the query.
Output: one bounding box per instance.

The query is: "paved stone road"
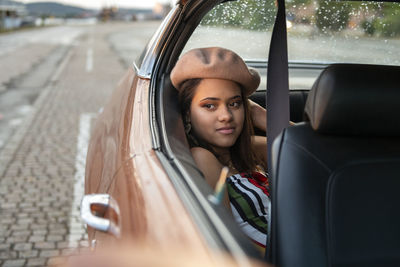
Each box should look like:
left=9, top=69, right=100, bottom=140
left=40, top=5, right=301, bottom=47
left=0, top=23, right=135, bottom=266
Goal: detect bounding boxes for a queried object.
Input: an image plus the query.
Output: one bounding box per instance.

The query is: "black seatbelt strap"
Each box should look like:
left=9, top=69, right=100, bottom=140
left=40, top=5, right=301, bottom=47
left=267, top=0, right=289, bottom=170
left=266, top=0, right=289, bottom=261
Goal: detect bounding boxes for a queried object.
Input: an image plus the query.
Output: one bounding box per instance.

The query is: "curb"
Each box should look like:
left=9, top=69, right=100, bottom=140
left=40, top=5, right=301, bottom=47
left=0, top=47, right=74, bottom=178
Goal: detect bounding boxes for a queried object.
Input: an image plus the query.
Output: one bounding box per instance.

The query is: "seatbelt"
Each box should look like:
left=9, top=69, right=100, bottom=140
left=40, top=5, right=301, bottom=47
left=267, top=0, right=289, bottom=167
left=266, top=0, right=289, bottom=261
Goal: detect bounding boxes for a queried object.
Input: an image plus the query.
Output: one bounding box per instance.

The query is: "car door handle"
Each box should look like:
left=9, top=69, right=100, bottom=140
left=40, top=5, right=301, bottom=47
left=81, top=194, right=121, bottom=238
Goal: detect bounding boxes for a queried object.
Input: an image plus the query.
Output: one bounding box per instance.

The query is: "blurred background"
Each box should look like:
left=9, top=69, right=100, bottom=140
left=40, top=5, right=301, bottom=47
left=1, top=0, right=173, bottom=28
left=0, top=1, right=167, bottom=266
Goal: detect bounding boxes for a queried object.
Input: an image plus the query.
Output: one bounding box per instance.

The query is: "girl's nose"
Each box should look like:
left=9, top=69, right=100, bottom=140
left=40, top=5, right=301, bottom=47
left=218, top=106, right=233, bottom=122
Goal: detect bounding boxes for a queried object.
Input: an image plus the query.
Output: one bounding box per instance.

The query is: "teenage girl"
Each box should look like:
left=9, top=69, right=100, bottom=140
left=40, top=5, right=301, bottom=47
left=171, top=47, right=269, bottom=252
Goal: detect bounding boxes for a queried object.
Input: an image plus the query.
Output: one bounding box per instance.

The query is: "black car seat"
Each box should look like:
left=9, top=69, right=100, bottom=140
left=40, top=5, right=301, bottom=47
left=269, top=64, right=400, bottom=267
left=250, top=90, right=309, bottom=123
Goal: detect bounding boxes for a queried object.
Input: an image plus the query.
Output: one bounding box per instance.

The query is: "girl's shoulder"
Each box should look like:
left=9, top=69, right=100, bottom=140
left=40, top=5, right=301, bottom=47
left=190, top=146, right=216, bottom=158
left=190, top=147, right=224, bottom=188
left=190, top=147, right=221, bottom=166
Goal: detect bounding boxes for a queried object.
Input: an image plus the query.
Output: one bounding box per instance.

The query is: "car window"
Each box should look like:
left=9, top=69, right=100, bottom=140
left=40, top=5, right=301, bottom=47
left=287, top=0, right=400, bottom=66
left=184, top=0, right=400, bottom=90
left=183, top=0, right=276, bottom=91
left=287, top=0, right=400, bottom=88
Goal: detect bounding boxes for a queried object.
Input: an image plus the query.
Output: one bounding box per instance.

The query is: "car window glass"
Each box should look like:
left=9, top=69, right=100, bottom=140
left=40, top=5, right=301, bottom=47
left=287, top=0, right=400, bottom=66
left=287, top=0, right=400, bottom=88
left=183, top=0, right=276, bottom=91
left=185, top=0, right=400, bottom=90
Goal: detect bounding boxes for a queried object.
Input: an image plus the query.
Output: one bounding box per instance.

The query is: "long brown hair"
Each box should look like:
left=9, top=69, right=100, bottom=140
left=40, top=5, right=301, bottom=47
left=178, top=78, right=263, bottom=174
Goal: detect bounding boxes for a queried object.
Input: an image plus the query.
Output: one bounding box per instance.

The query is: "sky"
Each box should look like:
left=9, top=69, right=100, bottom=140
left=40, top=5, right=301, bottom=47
left=15, top=0, right=175, bottom=9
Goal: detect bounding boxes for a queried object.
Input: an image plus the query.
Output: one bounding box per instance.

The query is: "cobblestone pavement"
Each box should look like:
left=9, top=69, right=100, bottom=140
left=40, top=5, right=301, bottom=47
left=0, top=44, right=56, bottom=94
left=0, top=23, right=132, bottom=266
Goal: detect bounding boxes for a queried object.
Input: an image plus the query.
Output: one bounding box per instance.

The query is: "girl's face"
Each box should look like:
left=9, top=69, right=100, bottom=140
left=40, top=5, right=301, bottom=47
left=189, top=78, right=245, bottom=154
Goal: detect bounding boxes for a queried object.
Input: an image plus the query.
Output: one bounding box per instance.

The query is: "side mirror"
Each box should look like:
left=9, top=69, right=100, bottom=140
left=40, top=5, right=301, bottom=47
left=81, top=194, right=121, bottom=238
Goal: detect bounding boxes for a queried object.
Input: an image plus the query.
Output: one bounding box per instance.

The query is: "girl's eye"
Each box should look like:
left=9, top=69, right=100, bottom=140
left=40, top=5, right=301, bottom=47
left=229, top=101, right=242, bottom=108
left=203, top=103, right=216, bottom=110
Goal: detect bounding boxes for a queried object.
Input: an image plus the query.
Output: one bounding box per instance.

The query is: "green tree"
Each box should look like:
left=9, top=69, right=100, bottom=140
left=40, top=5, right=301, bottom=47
left=286, top=0, right=312, bottom=9
left=379, top=3, right=400, bottom=37
left=358, top=2, right=400, bottom=37
left=316, top=0, right=351, bottom=32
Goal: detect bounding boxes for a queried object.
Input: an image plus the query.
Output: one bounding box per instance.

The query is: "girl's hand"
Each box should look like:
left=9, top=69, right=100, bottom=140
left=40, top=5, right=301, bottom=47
left=248, top=99, right=267, bottom=132
left=248, top=99, right=296, bottom=131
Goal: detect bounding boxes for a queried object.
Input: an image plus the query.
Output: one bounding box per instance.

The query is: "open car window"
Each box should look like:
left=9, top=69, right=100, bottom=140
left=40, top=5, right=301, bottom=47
left=183, top=0, right=275, bottom=91
left=183, top=0, right=400, bottom=90
left=184, top=0, right=276, bottom=59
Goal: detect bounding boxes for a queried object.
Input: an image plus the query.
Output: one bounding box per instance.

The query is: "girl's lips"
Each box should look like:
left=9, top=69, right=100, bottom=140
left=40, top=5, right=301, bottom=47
left=217, top=127, right=235, bottom=134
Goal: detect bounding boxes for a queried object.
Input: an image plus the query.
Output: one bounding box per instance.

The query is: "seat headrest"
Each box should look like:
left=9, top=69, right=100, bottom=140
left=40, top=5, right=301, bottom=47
left=305, top=64, right=400, bottom=136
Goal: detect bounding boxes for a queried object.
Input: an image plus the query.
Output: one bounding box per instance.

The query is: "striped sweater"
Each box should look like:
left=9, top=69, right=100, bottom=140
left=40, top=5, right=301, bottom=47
left=227, top=172, right=270, bottom=250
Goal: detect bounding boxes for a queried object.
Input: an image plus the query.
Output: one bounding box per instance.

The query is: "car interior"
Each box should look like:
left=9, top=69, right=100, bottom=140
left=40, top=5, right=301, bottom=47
left=270, top=63, right=400, bottom=267
left=153, top=0, right=400, bottom=266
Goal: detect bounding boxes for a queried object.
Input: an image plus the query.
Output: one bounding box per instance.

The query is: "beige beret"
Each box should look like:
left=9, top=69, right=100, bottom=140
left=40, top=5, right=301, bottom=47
left=170, top=47, right=260, bottom=96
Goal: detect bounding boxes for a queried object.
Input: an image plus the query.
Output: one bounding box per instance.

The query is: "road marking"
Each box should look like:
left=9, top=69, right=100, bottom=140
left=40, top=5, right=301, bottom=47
left=86, top=48, right=93, bottom=72
left=68, top=113, right=95, bottom=246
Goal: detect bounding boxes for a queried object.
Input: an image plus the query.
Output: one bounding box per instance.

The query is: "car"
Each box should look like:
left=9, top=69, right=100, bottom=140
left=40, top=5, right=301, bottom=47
left=81, top=0, right=400, bottom=266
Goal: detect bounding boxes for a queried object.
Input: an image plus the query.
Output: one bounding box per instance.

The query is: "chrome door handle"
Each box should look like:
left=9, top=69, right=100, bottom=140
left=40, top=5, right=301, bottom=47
left=81, top=194, right=121, bottom=238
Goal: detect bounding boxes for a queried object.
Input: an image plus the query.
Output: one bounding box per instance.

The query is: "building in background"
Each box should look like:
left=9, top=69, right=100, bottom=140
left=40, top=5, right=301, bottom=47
left=0, top=3, right=26, bottom=30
